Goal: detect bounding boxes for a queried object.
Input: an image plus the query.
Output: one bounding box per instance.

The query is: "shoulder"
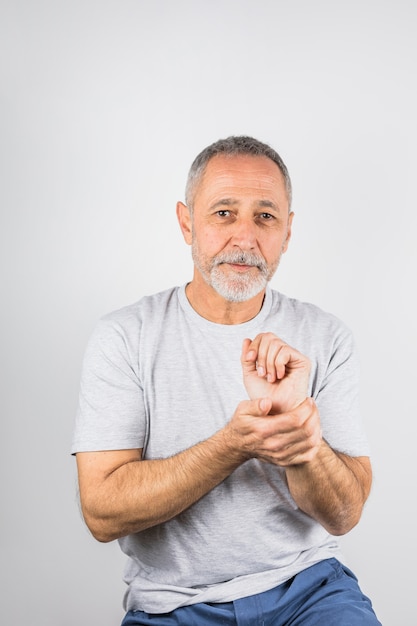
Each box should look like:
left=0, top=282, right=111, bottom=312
left=268, top=289, right=355, bottom=355
left=101, top=286, right=179, bottom=326
left=271, top=289, right=348, bottom=328
left=87, top=286, right=181, bottom=351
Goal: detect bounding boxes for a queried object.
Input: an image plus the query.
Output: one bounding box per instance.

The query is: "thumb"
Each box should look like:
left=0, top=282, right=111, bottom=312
left=241, top=338, right=257, bottom=375
left=238, top=397, right=272, bottom=417
left=258, top=396, right=273, bottom=415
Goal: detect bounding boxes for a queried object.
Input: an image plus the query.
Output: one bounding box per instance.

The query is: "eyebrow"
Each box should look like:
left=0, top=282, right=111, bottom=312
left=210, top=198, right=279, bottom=211
left=258, top=200, right=278, bottom=210
left=210, top=198, right=236, bottom=210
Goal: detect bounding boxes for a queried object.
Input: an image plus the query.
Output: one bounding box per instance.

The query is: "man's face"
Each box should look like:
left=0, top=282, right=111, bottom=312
left=179, top=154, right=293, bottom=303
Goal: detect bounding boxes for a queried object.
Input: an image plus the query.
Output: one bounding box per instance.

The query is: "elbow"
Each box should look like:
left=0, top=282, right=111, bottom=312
left=80, top=503, right=122, bottom=543
left=80, top=502, right=152, bottom=541
left=85, top=516, right=122, bottom=543
left=322, top=507, right=363, bottom=537
left=325, top=521, right=358, bottom=537
left=89, top=525, right=117, bottom=544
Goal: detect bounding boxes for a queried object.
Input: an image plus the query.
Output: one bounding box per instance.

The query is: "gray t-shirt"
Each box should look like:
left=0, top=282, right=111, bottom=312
left=72, top=285, right=370, bottom=613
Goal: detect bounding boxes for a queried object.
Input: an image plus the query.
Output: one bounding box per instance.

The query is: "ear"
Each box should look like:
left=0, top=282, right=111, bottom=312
left=281, top=211, right=294, bottom=254
left=176, top=201, right=193, bottom=245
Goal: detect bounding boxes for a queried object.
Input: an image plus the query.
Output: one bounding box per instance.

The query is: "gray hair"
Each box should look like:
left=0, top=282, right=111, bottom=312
left=185, top=135, right=292, bottom=210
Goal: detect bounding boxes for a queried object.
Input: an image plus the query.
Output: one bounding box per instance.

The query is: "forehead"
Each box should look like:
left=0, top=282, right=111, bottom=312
left=195, top=154, right=288, bottom=207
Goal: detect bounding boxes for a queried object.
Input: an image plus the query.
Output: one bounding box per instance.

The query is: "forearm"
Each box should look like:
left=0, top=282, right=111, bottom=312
left=78, top=430, right=245, bottom=542
left=285, top=441, right=372, bottom=535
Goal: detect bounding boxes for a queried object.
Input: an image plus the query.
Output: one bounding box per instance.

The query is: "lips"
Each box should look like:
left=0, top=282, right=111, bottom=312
left=224, top=262, right=257, bottom=272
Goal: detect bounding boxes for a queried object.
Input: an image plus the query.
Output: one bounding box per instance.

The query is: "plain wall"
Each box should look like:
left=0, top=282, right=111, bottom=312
left=1, top=1, right=416, bottom=624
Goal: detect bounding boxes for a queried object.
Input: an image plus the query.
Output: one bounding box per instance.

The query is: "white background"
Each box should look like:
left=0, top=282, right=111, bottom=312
left=1, top=1, right=416, bottom=624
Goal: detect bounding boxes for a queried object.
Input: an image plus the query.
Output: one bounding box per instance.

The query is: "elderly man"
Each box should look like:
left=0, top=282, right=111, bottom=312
left=72, top=136, right=381, bottom=625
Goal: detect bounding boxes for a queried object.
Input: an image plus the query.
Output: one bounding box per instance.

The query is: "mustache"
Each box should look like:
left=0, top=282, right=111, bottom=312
left=212, top=250, right=268, bottom=271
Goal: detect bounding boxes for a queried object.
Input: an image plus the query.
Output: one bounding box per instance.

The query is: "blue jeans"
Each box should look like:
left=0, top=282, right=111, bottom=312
left=121, top=558, right=381, bottom=625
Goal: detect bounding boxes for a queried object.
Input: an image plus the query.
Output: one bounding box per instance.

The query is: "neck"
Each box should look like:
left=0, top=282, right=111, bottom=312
left=185, top=276, right=266, bottom=324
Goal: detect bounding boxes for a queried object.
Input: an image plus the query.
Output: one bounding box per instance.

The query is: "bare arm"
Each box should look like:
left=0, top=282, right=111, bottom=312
left=76, top=332, right=371, bottom=542
left=76, top=397, right=271, bottom=542
left=240, top=333, right=373, bottom=535
left=285, top=443, right=372, bottom=535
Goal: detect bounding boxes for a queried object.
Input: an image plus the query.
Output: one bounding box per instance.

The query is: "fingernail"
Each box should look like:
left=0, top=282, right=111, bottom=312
left=257, top=365, right=265, bottom=376
left=260, top=398, right=269, bottom=411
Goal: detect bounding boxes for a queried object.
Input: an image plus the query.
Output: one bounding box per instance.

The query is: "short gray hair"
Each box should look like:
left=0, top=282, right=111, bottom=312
left=185, top=135, right=292, bottom=210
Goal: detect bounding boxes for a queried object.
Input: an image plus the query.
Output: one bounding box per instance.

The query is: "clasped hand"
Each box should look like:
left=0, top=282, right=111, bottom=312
left=227, top=333, right=321, bottom=466
left=241, top=333, right=310, bottom=413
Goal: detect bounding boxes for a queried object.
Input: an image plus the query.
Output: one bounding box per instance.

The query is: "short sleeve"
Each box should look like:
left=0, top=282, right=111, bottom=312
left=314, top=325, right=370, bottom=457
left=71, top=316, right=146, bottom=453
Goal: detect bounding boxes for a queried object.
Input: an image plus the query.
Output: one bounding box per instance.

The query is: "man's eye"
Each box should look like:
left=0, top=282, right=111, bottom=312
left=216, top=210, right=230, bottom=217
left=259, top=213, right=274, bottom=220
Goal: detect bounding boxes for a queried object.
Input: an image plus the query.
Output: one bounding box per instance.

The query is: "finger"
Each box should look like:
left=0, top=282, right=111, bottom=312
left=260, top=399, right=321, bottom=464
left=271, top=342, right=310, bottom=382
left=241, top=338, right=255, bottom=362
left=271, top=344, right=292, bottom=381
left=288, top=397, right=321, bottom=438
left=261, top=336, right=288, bottom=382
left=259, top=397, right=273, bottom=414
left=238, top=396, right=273, bottom=417
left=259, top=337, right=297, bottom=383
left=247, top=333, right=284, bottom=379
left=266, top=398, right=317, bottom=435
left=241, top=338, right=257, bottom=376
left=243, top=334, right=264, bottom=375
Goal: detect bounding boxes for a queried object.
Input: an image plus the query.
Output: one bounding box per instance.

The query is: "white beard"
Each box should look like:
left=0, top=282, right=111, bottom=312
left=192, top=246, right=280, bottom=303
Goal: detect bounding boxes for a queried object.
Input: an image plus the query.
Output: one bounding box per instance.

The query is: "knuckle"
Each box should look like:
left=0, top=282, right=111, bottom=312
left=302, top=420, right=316, bottom=438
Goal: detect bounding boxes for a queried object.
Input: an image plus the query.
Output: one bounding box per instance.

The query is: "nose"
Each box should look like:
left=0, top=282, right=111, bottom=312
left=230, top=216, right=257, bottom=250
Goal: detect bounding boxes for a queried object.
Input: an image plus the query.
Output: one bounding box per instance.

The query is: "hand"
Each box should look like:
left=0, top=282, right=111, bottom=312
left=241, top=333, right=311, bottom=413
left=225, top=396, right=322, bottom=466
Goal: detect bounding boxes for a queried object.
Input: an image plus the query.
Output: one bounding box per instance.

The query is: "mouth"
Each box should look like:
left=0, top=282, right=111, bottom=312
left=223, top=262, right=257, bottom=273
